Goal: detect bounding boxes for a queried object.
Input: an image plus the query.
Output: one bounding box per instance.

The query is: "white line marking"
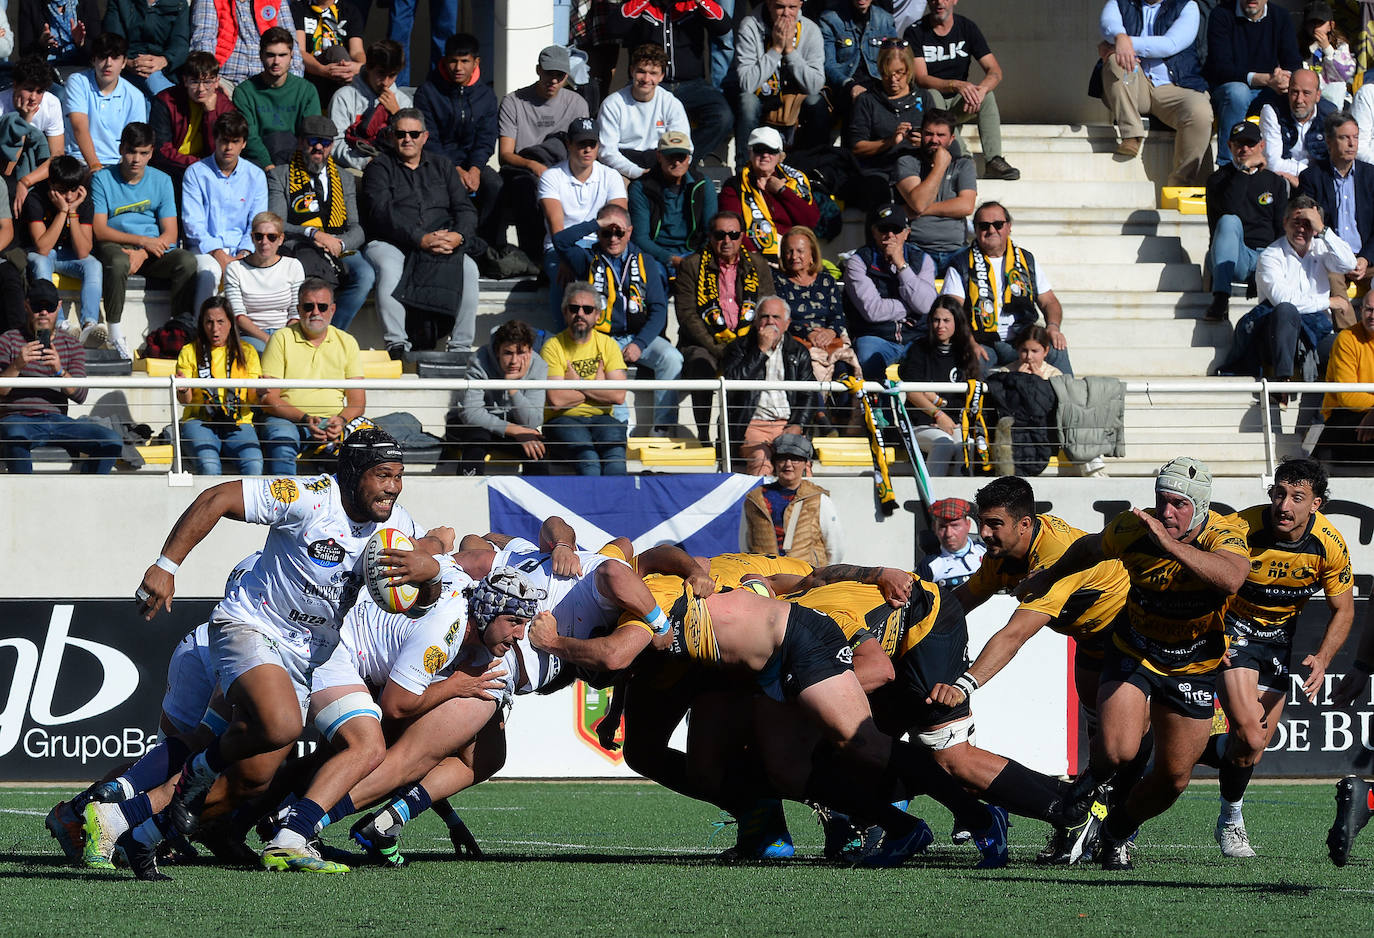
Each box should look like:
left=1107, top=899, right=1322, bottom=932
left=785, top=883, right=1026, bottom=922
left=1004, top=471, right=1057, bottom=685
left=0, top=808, right=47, bottom=817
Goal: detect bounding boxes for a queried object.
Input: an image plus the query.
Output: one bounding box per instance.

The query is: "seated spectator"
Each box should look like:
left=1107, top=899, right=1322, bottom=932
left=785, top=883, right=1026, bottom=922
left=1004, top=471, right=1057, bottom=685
left=182, top=110, right=269, bottom=313
left=1299, top=113, right=1374, bottom=293
left=1316, top=291, right=1374, bottom=465
left=540, top=282, right=628, bottom=476
left=1, top=55, right=65, bottom=212
left=329, top=38, right=408, bottom=172
left=267, top=116, right=373, bottom=331
left=0, top=280, right=123, bottom=473
left=627, top=130, right=716, bottom=278
left=844, top=201, right=936, bottom=378
left=597, top=43, right=689, bottom=183
left=675, top=210, right=775, bottom=441
left=233, top=26, right=322, bottom=170
left=942, top=200, right=1073, bottom=374
left=22, top=155, right=101, bottom=343
left=192, top=0, right=303, bottom=86
left=915, top=496, right=985, bottom=587
left=1222, top=196, right=1356, bottom=394
left=292, top=0, right=366, bottom=106
left=256, top=277, right=364, bottom=474
left=843, top=39, right=929, bottom=207
left=1004, top=325, right=1063, bottom=380
left=1256, top=68, right=1334, bottom=189
left=1096, top=0, right=1211, bottom=185
left=17, top=0, right=100, bottom=69
left=1203, top=120, right=1288, bottom=322
left=361, top=107, right=478, bottom=356
left=898, top=296, right=978, bottom=475
left=1203, top=0, right=1300, bottom=167
left=449, top=318, right=548, bottom=475
left=820, top=0, right=898, bottom=110
left=1298, top=2, right=1353, bottom=108
left=225, top=211, right=305, bottom=353
left=0, top=198, right=22, bottom=336
left=719, top=126, right=819, bottom=266
left=740, top=432, right=843, bottom=564
left=734, top=0, right=827, bottom=155
left=721, top=295, right=816, bottom=475
left=64, top=32, right=149, bottom=172
left=496, top=47, right=589, bottom=266
left=175, top=295, right=263, bottom=474
left=553, top=203, right=680, bottom=434
left=149, top=51, right=239, bottom=183
left=894, top=109, right=974, bottom=274
left=415, top=33, right=503, bottom=252
left=623, top=0, right=733, bottom=165
left=906, top=0, right=1019, bottom=180
left=91, top=122, right=197, bottom=359
left=104, top=0, right=190, bottom=97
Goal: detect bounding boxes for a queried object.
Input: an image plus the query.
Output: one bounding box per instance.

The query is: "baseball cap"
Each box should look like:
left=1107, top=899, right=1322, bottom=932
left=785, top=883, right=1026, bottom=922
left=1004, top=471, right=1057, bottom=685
left=27, top=280, right=60, bottom=312
left=1228, top=120, right=1262, bottom=145
left=746, top=126, right=784, bottom=152
left=658, top=130, right=693, bottom=155
left=867, top=202, right=907, bottom=231
left=930, top=497, right=976, bottom=524
left=538, top=45, right=572, bottom=74
left=298, top=114, right=337, bottom=139
left=567, top=117, right=598, bottom=144
left=772, top=434, right=814, bottom=461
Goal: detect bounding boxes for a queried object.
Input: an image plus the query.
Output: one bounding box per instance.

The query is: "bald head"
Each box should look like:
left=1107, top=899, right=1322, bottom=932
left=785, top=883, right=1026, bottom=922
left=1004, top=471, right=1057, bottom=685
left=1289, top=69, right=1320, bottom=122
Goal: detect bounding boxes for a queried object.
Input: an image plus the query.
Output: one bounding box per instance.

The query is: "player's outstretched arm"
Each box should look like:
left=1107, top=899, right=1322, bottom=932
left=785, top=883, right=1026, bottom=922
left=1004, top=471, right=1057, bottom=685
left=800, top=564, right=914, bottom=607
left=1302, top=587, right=1356, bottom=702
left=635, top=545, right=714, bottom=595
left=379, top=660, right=508, bottom=721
left=529, top=611, right=653, bottom=673
left=538, top=515, right=583, bottom=576
left=927, top=608, right=1050, bottom=706
left=1333, top=598, right=1374, bottom=706
left=1015, top=533, right=1105, bottom=603
left=136, top=481, right=247, bottom=620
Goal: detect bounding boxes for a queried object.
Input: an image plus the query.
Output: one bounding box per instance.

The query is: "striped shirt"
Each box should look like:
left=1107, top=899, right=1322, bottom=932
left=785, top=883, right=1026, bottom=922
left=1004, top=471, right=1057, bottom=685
left=224, top=256, right=306, bottom=333
left=0, top=329, right=87, bottom=415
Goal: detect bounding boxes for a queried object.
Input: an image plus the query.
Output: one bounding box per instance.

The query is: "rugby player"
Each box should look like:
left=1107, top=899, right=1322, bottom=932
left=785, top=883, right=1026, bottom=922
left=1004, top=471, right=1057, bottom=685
left=1017, top=457, right=1250, bottom=870
left=1198, top=458, right=1353, bottom=858
left=1328, top=605, right=1374, bottom=866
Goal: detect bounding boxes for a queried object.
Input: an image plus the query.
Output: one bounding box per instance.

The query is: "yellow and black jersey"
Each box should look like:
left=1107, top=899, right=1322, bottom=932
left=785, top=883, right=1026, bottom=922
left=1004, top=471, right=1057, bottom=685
left=708, top=552, right=814, bottom=590
left=618, top=573, right=690, bottom=635
left=1101, top=508, right=1250, bottom=674
left=789, top=575, right=941, bottom=661
left=618, top=573, right=722, bottom=664
left=1224, top=506, right=1353, bottom=635
left=962, top=514, right=1128, bottom=640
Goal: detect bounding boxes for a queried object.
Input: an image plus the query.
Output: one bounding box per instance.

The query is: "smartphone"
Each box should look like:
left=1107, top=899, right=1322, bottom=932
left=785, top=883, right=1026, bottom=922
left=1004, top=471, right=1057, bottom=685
left=36, top=328, right=51, bottom=349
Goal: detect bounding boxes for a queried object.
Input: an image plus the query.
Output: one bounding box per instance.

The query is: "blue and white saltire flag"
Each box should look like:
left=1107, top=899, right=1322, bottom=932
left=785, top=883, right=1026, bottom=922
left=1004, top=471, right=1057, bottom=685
left=487, top=474, right=763, bottom=556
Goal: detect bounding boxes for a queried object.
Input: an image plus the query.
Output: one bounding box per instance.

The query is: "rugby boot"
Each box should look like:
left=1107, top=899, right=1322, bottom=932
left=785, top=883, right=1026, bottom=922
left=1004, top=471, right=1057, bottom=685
left=973, top=806, right=1010, bottom=869
left=1215, top=816, right=1257, bottom=858
left=718, top=799, right=794, bottom=861
left=165, top=758, right=217, bottom=836
left=857, top=818, right=935, bottom=868
left=81, top=802, right=129, bottom=870
left=1327, top=775, right=1374, bottom=867
left=116, top=829, right=170, bottom=882
left=92, top=780, right=131, bottom=803
left=814, top=805, right=859, bottom=862
left=1035, top=825, right=1075, bottom=865
left=262, top=834, right=349, bottom=873
left=951, top=822, right=973, bottom=846
left=1066, top=786, right=1112, bottom=864
left=447, top=817, right=484, bottom=859
left=1098, top=828, right=1134, bottom=871
left=351, top=812, right=407, bottom=868
left=45, top=800, right=85, bottom=862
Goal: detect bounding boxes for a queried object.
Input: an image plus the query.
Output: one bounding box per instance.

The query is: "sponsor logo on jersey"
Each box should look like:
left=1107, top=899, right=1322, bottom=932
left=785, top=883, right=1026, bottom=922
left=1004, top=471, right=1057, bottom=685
left=423, top=645, right=445, bottom=674
left=271, top=478, right=299, bottom=504
left=836, top=645, right=854, bottom=665
left=304, top=478, right=332, bottom=494
left=445, top=620, right=462, bottom=644
left=307, top=539, right=344, bottom=567
left=287, top=609, right=327, bottom=626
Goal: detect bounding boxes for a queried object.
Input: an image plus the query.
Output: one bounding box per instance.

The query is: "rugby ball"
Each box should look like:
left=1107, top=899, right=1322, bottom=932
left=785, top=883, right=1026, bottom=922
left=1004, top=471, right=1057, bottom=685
left=365, top=528, right=420, bottom=615
left=738, top=573, right=775, bottom=598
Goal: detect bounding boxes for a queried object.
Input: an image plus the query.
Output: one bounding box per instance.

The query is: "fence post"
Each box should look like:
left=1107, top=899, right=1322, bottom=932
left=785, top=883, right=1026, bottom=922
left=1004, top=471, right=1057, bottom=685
left=1258, top=378, right=1275, bottom=476
left=167, top=376, right=192, bottom=486
left=717, top=377, right=731, bottom=473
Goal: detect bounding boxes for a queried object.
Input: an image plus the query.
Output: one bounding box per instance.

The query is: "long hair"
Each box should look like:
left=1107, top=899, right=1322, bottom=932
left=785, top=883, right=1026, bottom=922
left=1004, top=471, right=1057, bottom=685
left=195, top=295, right=246, bottom=376
left=927, top=295, right=979, bottom=378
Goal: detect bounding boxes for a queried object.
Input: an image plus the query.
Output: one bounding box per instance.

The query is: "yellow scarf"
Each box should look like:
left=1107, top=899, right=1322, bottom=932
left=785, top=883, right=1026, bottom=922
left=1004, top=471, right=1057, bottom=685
left=966, top=239, right=1034, bottom=335
left=737, top=164, right=812, bottom=257
left=287, top=151, right=348, bottom=230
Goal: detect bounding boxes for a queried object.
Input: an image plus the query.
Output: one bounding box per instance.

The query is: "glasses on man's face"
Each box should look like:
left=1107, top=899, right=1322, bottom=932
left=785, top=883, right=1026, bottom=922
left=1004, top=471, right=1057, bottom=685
left=661, top=151, right=690, bottom=163
left=252, top=231, right=281, bottom=242
left=599, top=225, right=627, bottom=238
left=712, top=229, right=742, bottom=241
left=975, top=219, right=1008, bottom=233
left=305, top=136, right=331, bottom=148
left=566, top=304, right=598, bottom=315
left=187, top=77, right=219, bottom=87
left=394, top=129, right=423, bottom=140
left=300, top=302, right=332, bottom=313
left=751, top=145, right=780, bottom=157
left=878, top=37, right=910, bottom=50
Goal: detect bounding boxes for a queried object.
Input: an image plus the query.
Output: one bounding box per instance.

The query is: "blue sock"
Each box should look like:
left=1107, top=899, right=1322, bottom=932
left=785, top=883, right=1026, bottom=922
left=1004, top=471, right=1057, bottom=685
left=283, top=798, right=327, bottom=839
left=124, top=737, right=191, bottom=794
left=117, top=793, right=154, bottom=828
left=398, top=785, right=432, bottom=824
left=323, top=795, right=356, bottom=828
left=132, top=814, right=168, bottom=849
left=431, top=798, right=460, bottom=827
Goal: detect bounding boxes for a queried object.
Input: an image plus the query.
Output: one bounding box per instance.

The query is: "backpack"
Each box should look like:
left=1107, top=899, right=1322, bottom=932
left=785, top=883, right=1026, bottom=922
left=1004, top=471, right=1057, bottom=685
left=143, top=317, right=195, bottom=359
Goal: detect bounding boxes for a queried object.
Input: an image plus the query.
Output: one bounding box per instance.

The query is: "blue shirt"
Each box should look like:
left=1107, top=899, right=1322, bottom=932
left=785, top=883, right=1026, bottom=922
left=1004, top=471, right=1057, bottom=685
left=63, top=72, right=149, bottom=166
left=181, top=155, right=268, bottom=254
left=1333, top=164, right=1362, bottom=255
left=92, top=165, right=178, bottom=239
left=1100, top=0, right=1199, bottom=88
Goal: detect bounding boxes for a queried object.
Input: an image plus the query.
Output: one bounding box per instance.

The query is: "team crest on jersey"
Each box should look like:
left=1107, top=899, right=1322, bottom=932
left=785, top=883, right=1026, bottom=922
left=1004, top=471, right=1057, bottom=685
left=574, top=680, right=624, bottom=764
left=1340, top=565, right=1353, bottom=584
left=307, top=538, right=344, bottom=567
left=423, top=645, right=445, bottom=674
left=1258, top=192, right=1273, bottom=205
left=271, top=478, right=299, bottom=503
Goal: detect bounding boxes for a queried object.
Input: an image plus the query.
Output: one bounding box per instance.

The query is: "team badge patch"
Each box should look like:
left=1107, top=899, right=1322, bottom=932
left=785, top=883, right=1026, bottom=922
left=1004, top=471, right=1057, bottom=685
left=423, top=645, right=445, bottom=674
left=574, top=680, right=625, bottom=764
left=271, top=478, right=299, bottom=503
left=1258, top=192, right=1273, bottom=205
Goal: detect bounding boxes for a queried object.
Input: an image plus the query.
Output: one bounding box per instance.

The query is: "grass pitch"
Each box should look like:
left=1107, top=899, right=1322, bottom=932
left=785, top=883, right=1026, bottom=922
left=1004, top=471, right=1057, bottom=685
left=1, top=781, right=1371, bottom=936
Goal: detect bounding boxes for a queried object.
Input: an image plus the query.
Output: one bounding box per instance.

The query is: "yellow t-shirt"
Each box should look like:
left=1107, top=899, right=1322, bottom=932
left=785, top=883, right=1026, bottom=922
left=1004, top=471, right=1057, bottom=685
left=790, top=574, right=940, bottom=661
left=1224, top=506, right=1353, bottom=635
left=708, top=552, right=814, bottom=590
left=180, top=102, right=206, bottom=156
left=175, top=342, right=262, bottom=424
left=539, top=330, right=627, bottom=420
left=259, top=324, right=363, bottom=418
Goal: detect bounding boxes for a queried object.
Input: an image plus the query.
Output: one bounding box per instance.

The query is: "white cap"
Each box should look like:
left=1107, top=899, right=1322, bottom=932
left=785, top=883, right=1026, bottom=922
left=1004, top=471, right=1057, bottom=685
left=745, top=126, right=784, bottom=151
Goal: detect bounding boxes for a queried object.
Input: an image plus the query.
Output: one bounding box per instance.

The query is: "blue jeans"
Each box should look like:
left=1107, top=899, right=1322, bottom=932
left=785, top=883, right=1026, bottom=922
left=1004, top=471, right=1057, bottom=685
left=1207, top=214, right=1262, bottom=293
left=179, top=419, right=263, bottom=475
left=613, top=334, right=684, bottom=429
left=258, top=415, right=316, bottom=476
left=331, top=251, right=378, bottom=332
left=388, top=0, right=458, bottom=85
left=663, top=78, right=733, bottom=164
left=920, top=248, right=964, bottom=278
left=855, top=334, right=915, bottom=380
left=1223, top=302, right=1333, bottom=378
left=735, top=88, right=824, bottom=162
left=711, top=0, right=735, bottom=88
left=126, top=69, right=175, bottom=97
left=1210, top=83, right=1261, bottom=165
left=0, top=413, right=123, bottom=473
left=543, top=413, right=627, bottom=475
left=28, top=249, right=103, bottom=325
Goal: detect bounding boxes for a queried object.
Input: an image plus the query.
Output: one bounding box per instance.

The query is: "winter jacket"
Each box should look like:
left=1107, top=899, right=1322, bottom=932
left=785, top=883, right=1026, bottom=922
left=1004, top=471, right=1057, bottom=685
left=103, top=0, right=191, bottom=73
left=984, top=370, right=1057, bottom=476
left=720, top=332, right=817, bottom=442
left=1050, top=374, right=1125, bottom=462
left=415, top=73, right=498, bottom=169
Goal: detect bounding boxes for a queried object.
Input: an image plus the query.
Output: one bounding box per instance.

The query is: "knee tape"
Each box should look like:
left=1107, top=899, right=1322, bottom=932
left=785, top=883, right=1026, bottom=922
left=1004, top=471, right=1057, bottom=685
left=915, top=714, right=977, bottom=751
left=313, top=692, right=382, bottom=742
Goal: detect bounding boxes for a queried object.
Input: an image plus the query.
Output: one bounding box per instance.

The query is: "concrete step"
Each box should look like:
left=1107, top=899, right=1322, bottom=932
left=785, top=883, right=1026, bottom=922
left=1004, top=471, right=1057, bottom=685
left=1054, top=262, right=1203, bottom=293
left=1027, top=233, right=1202, bottom=266
left=974, top=179, right=1159, bottom=209
left=1073, top=345, right=1223, bottom=377
left=1068, top=318, right=1229, bottom=350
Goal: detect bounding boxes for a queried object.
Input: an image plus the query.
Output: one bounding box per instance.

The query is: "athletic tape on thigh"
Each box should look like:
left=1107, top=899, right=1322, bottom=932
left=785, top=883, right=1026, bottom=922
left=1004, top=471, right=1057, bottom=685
left=915, top=714, right=976, bottom=751
left=313, top=692, right=382, bottom=742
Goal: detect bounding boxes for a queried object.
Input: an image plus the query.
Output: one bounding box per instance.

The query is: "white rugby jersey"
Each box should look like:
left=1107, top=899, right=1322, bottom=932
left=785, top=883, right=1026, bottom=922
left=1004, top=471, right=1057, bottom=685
left=214, top=474, right=420, bottom=659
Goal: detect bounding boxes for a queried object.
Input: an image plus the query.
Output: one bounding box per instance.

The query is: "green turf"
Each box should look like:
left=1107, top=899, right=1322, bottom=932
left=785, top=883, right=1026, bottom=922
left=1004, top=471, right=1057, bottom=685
left=2, top=781, right=1371, bottom=936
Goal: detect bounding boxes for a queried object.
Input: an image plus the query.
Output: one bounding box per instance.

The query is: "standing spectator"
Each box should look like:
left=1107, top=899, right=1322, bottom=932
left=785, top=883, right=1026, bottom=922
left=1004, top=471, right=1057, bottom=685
left=91, top=122, right=197, bottom=360
left=387, top=0, right=459, bottom=88
left=627, top=130, right=717, bottom=278
left=719, top=125, right=819, bottom=265
left=496, top=47, right=589, bottom=267
left=182, top=110, right=269, bottom=314
left=267, top=116, right=373, bottom=331
left=740, top=433, right=843, bottom=564
left=103, top=0, right=190, bottom=97
left=291, top=0, right=365, bottom=106
left=328, top=38, right=409, bottom=172
left=22, top=155, right=101, bottom=344
left=597, top=43, right=689, bottom=182
left=232, top=26, right=322, bottom=171
left=1203, top=0, right=1301, bottom=166
left=0, top=280, right=123, bottom=473
left=224, top=211, right=305, bottom=353
left=675, top=209, right=775, bottom=441
left=898, top=296, right=978, bottom=475
left=552, top=203, right=681, bottom=435
left=191, top=0, right=304, bottom=85
left=1299, top=113, right=1374, bottom=294
left=734, top=0, right=827, bottom=155
left=1203, top=121, right=1288, bottom=322
left=916, top=496, right=985, bottom=587
left=361, top=107, right=478, bottom=356
left=174, top=295, right=263, bottom=475
left=18, top=0, right=101, bottom=68
left=905, top=0, right=1020, bottom=180
left=448, top=318, right=548, bottom=475
left=541, top=282, right=629, bottom=476
left=1096, top=0, right=1211, bottom=184
left=1298, top=2, right=1354, bottom=108
left=1, top=56, right=65, bottom=216
left=844, top=39, right=930, bottom=207
left=1256, top=68, right=1334, bottom=189
left=821, top=0, right=898, bottom=105
left=149, top=51, right=238, bottom=183
left=895, top=108, right=974, bottom=274
left=1316, top=291, right=1374, bottom=465
left=415, top=34, right=502, bottom=251
left=721, top=295, right=816, bottom=474
left=843, top=201, right=937, bottom=378
left=64, top=32, right=149, bottom=172
left=255, top=277, right=364, bottom=474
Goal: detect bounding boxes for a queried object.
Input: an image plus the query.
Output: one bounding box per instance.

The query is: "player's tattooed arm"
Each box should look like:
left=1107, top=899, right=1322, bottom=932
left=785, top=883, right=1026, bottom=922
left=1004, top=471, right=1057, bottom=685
left=801, top=564, right=913, bottom=607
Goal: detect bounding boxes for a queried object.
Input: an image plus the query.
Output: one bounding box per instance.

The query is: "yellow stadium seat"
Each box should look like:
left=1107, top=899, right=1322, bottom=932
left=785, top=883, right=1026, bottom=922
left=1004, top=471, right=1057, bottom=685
left=813, top=438, right=896, bottom=466
left=52, top=273, right=81, bottom=292
left=1160, top=186, right=1206, bottom=214
left=136, top=358, right=177, bottom=377
left=627, top=436, right=717, bottom=466
left=885, top=362, right=900, bottom=383
left=137, top=443, right=174, bottom=465
left=359, top=348, right=404, bottom=379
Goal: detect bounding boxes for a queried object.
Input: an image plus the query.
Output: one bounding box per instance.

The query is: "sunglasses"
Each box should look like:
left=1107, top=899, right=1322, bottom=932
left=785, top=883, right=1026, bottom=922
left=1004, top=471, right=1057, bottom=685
left=661, top=151, right=690, bottom=162
left=252, top=231, right=281, bottom=242
left=750, top=144, right=780, bottom=156
left=876, top=225, right=905, bottom=235
left=305, top=136, right=332, bottom=147
left=598, top=225, right=627, bottom=238
left=566, top=303, right=598, bottom=315
left=712, top=229, right=743, bottom=241
left=300, top=302, right=332, bottom=312
left=394, top=129, right=423, bottom=140
left=1231, top=139, right=1260, bottom=148
left=975, top=219, right=1008, bottom=232
left=878, top=37, right=910, bottom=49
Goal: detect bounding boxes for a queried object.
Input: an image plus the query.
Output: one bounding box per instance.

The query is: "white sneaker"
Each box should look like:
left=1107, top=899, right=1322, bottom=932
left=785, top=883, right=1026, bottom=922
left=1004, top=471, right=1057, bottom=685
left=111, top=336, right=132, bottom=361
left=1215, top=816, right=1257, bottom=858
left=80, top=322, right=108, bottom=349
left=57, top=317, right=80, bottom=340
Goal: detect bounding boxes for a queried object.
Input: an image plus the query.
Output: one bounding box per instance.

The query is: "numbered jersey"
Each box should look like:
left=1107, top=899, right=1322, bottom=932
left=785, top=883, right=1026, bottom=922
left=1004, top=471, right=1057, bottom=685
left=1224, top=506, right=1353, bottom=640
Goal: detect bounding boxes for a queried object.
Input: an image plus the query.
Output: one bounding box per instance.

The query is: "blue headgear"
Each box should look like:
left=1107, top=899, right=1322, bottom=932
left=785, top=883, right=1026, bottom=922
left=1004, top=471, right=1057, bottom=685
left=467, top=566, right=546, bottom=632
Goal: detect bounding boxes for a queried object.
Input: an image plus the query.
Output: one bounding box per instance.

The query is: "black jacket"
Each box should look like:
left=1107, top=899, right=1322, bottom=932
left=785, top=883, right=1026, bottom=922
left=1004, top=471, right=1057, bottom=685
left=19, top=0, right=102, bottom=63
left=720, top=333, right=817, bottom=443
left=1299, top=159, right=1374, bottom=264
left=985, top=371, right=1057, bottom=477
left=1205, top=163, right=1287, bottom=249
left=414, top=74, right=499, bottom=170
